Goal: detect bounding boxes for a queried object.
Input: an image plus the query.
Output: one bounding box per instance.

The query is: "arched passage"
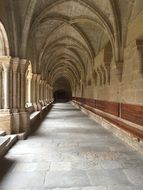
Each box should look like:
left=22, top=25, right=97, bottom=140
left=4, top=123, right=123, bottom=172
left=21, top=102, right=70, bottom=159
left=53, top=77, right=72, bottom=102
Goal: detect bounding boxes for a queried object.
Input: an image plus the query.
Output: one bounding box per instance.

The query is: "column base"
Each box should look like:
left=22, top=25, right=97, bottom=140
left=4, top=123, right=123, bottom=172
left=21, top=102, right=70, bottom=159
left=12, top=112, right=20, bottom=134
left=19, top=111, right=30, bottom=133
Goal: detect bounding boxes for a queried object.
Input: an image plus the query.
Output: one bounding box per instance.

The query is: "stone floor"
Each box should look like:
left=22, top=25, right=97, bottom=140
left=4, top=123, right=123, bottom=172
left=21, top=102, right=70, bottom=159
left=0, top=103, right=143, bottom=190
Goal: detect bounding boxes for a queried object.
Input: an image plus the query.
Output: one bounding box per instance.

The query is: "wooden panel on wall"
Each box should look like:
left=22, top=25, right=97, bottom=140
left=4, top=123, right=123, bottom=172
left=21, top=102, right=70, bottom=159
left=85, top=98, right=96, bottom=108
left=96, top=100, right=119, bottom=117
left=121, top=103, right=143, bottom=126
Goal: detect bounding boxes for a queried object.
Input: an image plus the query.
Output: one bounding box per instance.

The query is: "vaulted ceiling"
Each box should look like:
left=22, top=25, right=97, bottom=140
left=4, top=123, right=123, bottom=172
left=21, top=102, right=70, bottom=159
left=0, top=0, right=137, bottom=89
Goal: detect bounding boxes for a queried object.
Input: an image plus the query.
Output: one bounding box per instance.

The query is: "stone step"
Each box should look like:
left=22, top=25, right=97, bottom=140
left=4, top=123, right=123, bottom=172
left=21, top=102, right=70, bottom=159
left=0, top=137, right=10, bottom=158
left=0, top=130, right=6, bottom=136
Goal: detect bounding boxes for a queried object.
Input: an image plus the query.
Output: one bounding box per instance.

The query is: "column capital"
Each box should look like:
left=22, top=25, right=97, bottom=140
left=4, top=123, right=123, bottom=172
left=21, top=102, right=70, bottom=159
left=20, top=59, right=29, bottom=74
left=0, top=56, right=11, bottom=71
left=39, top=79, right=42, bottom=84
left=11, top=57, right=20, bottom=72
left=37, top=74, right=41, bottom=82
left=32, top=73, right=38, bottom=81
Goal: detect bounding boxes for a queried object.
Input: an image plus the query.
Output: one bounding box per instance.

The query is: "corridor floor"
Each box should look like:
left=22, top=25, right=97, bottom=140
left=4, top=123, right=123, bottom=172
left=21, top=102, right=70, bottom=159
left=0, top=103, right=143, bottom=190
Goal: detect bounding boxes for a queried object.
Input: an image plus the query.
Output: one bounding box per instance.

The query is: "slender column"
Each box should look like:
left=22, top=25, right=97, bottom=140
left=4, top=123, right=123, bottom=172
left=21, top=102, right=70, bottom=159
left=27, top=72, right=33, bottom=105
left=20, top=59, right=28, bottom=111
left=46, top=82, right=48, bottom=101
left=48, top=84, right=50, bottom=101
left=42, top=80, right=44, bottom=101
left=0, top=64, right=2, bottom=109
left=36, top=74, right=41, bottom=103
left=44, top=81, right=46, bottom=101
left=1, top=56, right=11, bottom=109
left=32, top=74, right=37, bottom=104
left=12, top=57, right=20, bottom=111
left=40, top=80, right=42, bottom=100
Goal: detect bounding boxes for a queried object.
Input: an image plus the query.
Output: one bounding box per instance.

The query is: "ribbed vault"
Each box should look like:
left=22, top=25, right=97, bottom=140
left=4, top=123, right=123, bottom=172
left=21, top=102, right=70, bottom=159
left=28, top=0, right=116, bottom=92
left=0, top=0, right=135, bottom=95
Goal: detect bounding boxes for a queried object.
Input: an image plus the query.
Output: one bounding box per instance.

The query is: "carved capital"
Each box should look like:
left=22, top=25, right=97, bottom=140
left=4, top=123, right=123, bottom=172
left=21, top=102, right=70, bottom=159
left=12, top=57, right=20, bottom=72
left=20, top=59, right=29, bottom=74
left=37, top=74, right=41, bottom=82
left=0, top=56, right=11, bottom=71
left=32, top=73, right=38, bottom=81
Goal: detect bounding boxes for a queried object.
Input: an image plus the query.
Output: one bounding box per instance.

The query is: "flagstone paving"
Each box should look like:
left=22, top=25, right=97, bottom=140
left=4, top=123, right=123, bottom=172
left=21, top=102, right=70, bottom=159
left=0, top=103, right=143, bottom=190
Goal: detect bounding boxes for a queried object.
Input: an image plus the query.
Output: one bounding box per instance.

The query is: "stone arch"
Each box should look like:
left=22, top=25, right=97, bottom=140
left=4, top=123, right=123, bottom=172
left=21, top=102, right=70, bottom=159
left=0, top=21, right=10, bottom=56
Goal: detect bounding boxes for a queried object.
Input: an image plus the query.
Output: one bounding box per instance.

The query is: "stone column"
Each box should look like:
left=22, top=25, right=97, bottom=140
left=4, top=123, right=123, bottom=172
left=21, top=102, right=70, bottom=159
left=36, top=74, right=42, bottom=111
left=46, top=82, right=48, bottom=102
left=36, top=74, right=41, bottom=103
left=19, top=59, right=30, bottom=133
left=41, top=80, right=44, bottom=101
left=12, top=57, right=20, bottom=111
left=41, top=80, right=45, bottom=105
left=11, top=58, right=21, bottom=133
left=27, top=72, right=33, bottom=106
left=0, top=56, right=12, bottom=134
left=1, top=56, right=11, bottom=109
left=44, top=80, right=47, bottom=103
left=39, top=80, right=42, bottom=101
left=47, top=83, right=49, bottom=101
left=32, top=74, right=37, bottom=106
left=20, top=59, right=28, bottom=111
left=0, top=64, right=2, bottom=109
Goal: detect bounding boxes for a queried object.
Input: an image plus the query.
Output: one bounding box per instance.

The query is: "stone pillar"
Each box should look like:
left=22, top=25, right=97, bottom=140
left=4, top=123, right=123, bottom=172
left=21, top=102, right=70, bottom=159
left=36, top=74, right=42, bottom=111
left=36, top=74, right=41, bottom=103
left=44, top=80, right=47, bottom=103
left=41, top=80, right=44, bottom=101
left=32, top=74, right=37, bottom=108
left=27, top=72, right=33, bottom=106
left=12, top=57, right=20, bottom=111
left=0, top=56, right=12, bottom=134
left=39, top=80, right=42, bottom=101
left=0, top=64, right=2, bottom=109
left=41, top=80, right=45, bottom=105
left=47, top=84, right=50, bottom=102
left=1, top=57, right=11, bottom=109
left=19, top=59, right=30, bottom=133
left=11, top=58, right=20, bottom=134
left=20, top=59, right=28, bottom=110
left=46, top=82, right=48, bottom=102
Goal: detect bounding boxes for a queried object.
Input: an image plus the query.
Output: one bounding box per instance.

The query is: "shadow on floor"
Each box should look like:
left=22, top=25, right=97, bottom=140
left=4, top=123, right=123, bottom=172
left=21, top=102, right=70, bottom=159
left=0, top=158, right=16, bottom=182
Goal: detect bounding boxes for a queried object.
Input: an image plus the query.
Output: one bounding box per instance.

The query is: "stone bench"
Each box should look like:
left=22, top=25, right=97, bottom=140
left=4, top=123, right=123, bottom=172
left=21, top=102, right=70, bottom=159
left=0, top=135, right=18, bottom=158
left=0, top=137, right=10, bottom=158
left=29, top=111, right=41, bottom=126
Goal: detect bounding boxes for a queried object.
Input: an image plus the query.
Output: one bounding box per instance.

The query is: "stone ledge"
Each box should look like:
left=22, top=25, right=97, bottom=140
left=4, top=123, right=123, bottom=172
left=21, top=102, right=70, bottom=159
left=0, top=137, right=10, bottom=158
